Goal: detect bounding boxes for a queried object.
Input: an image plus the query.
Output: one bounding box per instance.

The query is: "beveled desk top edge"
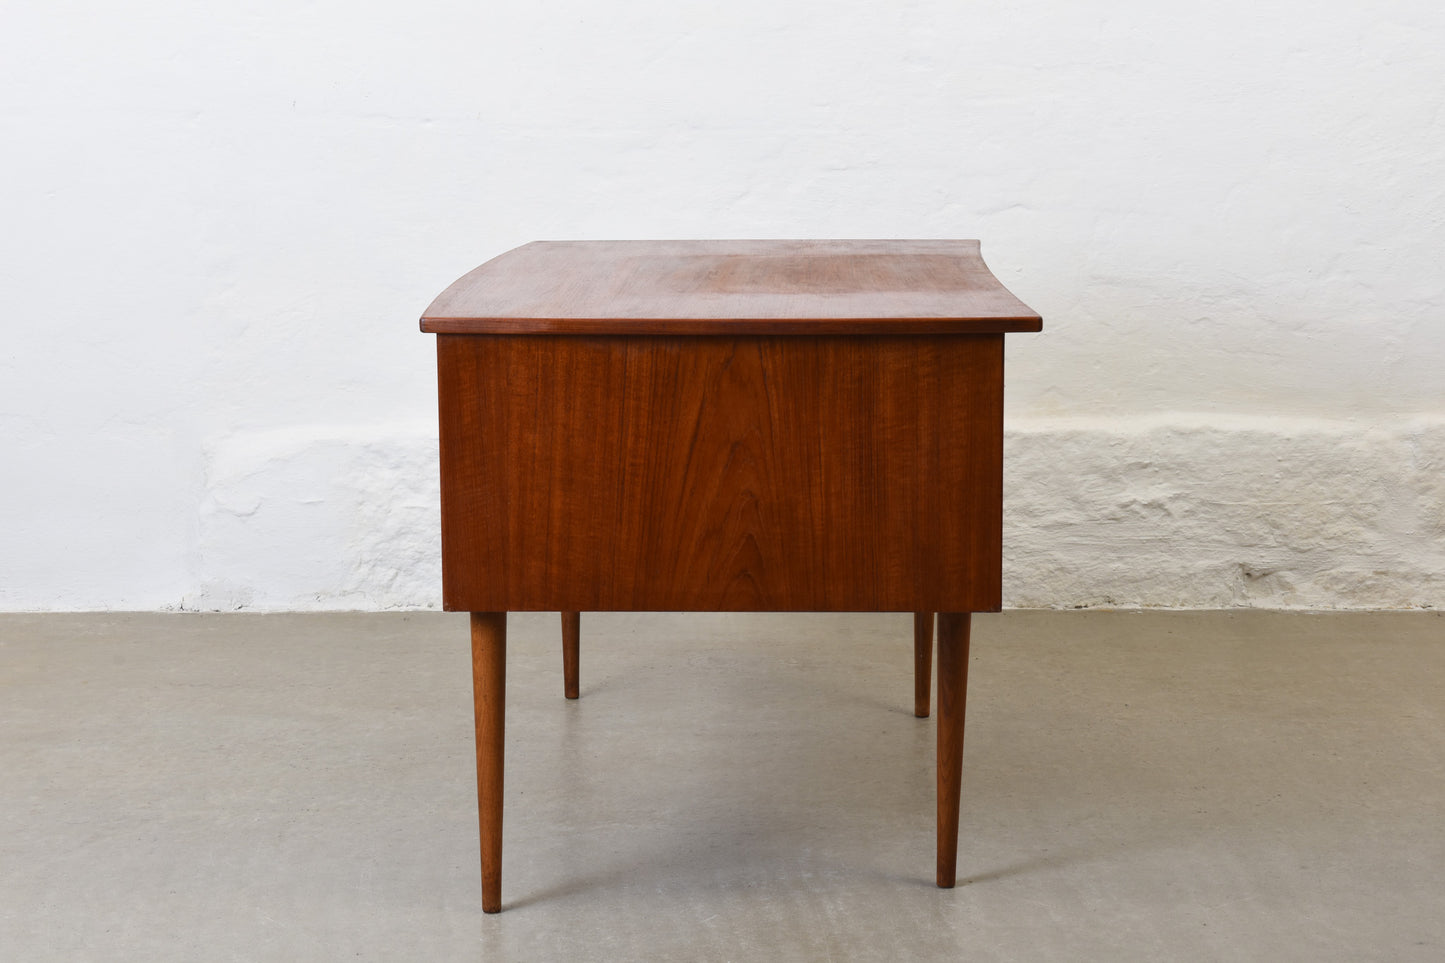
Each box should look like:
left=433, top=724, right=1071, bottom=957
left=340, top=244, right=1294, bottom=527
left=420, top=315, right=1043, bottom=335
left=420, top=240, right=1043, bottom=335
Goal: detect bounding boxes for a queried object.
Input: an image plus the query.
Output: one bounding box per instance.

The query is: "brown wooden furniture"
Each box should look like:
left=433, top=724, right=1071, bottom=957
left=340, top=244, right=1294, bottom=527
left=421, top=240, right=1041, bottom=912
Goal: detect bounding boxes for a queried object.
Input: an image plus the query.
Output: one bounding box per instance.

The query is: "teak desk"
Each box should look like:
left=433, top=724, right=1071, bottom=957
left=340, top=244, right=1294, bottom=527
left=420, top=240, right=1041, bottom=912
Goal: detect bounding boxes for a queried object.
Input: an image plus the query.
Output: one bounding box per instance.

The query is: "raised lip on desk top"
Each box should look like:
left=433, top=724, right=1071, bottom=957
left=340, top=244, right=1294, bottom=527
left=419, top=239, right=1043, bottom=335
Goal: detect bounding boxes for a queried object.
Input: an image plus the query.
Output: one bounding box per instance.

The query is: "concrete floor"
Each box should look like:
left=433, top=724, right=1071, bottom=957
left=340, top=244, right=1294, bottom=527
left=0, top=611, right=1441, bottom=961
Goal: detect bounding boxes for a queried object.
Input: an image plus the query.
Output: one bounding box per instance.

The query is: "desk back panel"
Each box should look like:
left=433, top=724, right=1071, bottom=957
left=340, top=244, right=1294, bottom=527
left=437, top=333, right=1004, bottom=612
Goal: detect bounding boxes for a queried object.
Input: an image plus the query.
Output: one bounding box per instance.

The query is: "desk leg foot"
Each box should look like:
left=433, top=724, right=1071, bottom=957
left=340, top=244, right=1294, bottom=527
left=936, top=612, right=971, bottom=888
left=561, top=611, right=580, bottom=700
left=914, top=612, right=934, bottom=718
left=471, top=612, right=506, bottom=913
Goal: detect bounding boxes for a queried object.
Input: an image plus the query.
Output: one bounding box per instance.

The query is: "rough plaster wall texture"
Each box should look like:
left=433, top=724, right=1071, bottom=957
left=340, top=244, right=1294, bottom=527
left=1, top=1, right=1442, bottom=609
left=1004, top=415, right=1445, bottom=610
left=185, top=416, right=1445, bottom=612
left=190, top=424, right=440, bottom=612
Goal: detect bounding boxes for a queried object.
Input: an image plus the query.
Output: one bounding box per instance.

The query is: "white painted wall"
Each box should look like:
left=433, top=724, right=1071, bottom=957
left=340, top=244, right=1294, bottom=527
left=2, top=0, right=1441, bottom=611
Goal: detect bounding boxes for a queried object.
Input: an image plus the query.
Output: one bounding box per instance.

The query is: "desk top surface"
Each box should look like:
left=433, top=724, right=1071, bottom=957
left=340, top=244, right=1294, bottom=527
left=420, top=240, right=1042, bottom=335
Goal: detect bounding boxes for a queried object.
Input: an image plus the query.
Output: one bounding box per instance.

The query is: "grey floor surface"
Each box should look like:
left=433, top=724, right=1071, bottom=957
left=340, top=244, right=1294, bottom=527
left=1, top=610, right=1442, bottom=961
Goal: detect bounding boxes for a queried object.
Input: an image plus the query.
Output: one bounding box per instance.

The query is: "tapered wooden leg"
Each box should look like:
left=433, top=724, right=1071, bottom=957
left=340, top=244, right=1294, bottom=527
left=561, top=611, right=580, bottom=700
left=913, top=612, right=934, bottom=718
left=471, top=612, right=506, bottom=913
left=936, top=612, right=971, bottom=888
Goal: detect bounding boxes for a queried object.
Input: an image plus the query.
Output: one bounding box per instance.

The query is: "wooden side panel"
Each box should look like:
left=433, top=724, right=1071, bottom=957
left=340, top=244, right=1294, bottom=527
left=437, top=334, right=1003, bottom=612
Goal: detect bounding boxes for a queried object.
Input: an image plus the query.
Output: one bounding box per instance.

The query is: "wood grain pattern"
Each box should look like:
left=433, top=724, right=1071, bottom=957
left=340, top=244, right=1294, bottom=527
left=437, top=334, right=1004, bottom=612
left=936, top=612, right=971, bottom=888
left=470, top=612, right=506, bottom=913
left=914, top=612, right=934, bottom=718
left=420, top=240, right=1041, bottom=335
